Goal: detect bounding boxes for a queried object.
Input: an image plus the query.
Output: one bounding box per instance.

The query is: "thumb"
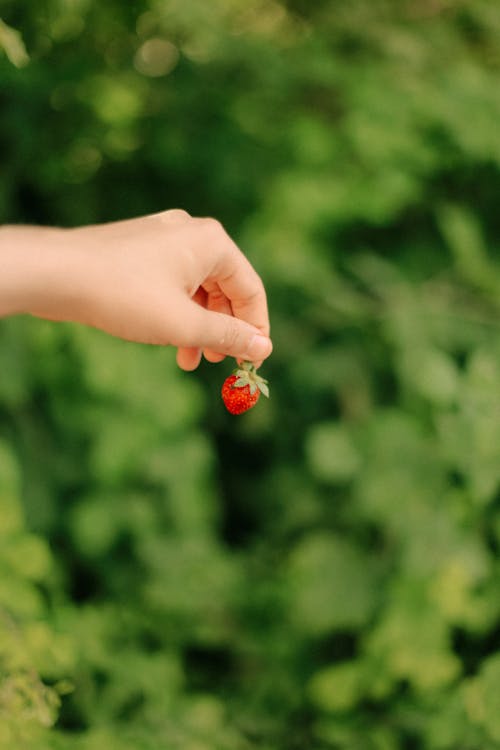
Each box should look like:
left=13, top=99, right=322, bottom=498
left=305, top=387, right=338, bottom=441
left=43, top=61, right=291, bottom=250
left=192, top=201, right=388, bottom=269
left=179, top=299, right=272, bottom=362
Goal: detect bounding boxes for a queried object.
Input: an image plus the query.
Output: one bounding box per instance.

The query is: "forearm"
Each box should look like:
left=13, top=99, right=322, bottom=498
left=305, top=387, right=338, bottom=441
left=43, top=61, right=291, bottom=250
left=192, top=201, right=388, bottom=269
left=0, top=225, right=86, bottom=320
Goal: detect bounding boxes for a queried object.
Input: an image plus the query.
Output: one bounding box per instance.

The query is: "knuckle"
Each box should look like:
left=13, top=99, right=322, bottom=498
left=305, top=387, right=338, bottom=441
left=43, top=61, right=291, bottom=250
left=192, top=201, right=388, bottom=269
left=166, top=208, right=190, bottom=221
left=209, top=288, right=227, bottom=305
left=173, top=208, right=190, bottom=218
left=221, top=317, right=241, bottom=351
left=154, top=208, right=190, bottom=223
left=252, top=275, right=266, bottom=297
left=200, top=216, right=224, bottom=236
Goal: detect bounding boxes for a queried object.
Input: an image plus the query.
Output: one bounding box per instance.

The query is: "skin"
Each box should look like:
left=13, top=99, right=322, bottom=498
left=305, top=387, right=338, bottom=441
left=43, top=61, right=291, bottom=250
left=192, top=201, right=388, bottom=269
left=0, top=209, right=272, bottom=371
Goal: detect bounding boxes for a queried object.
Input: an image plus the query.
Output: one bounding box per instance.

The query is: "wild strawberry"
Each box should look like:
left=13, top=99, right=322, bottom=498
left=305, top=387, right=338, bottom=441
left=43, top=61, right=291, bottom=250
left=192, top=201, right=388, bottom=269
left=221, top=361, right=269, bottom=415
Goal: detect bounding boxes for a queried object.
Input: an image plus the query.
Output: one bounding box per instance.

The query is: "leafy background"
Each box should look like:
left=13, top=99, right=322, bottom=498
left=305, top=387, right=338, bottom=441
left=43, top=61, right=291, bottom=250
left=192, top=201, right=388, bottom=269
left=2, top=1, right=500, bottom=748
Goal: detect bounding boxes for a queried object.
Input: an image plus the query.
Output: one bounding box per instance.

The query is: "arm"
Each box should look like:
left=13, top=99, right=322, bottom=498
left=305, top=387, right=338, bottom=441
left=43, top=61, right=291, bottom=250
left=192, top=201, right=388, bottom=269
left=0, top=211, right=272, bottom=370
left=0, top=225, right=79, bottom=317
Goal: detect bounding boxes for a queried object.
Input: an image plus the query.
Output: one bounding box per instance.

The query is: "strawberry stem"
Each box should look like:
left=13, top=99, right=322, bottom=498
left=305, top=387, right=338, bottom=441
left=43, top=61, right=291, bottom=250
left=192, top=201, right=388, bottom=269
left=231, top=360, right=269, bottom=397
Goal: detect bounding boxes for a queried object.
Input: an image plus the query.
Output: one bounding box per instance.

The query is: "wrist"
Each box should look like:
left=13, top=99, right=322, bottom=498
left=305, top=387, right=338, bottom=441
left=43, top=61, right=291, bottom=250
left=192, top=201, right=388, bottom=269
left=0, top=225, right=89, bottom=321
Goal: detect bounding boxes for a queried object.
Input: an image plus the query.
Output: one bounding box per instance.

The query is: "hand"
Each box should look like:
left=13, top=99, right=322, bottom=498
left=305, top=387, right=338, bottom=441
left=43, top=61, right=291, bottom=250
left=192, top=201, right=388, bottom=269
left=0, top=210, right=272, bottom=371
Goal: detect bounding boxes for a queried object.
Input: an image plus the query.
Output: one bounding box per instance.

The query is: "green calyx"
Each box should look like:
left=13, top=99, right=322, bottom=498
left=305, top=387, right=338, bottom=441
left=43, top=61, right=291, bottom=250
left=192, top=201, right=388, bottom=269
left=232, top=361, right=270, bottom=398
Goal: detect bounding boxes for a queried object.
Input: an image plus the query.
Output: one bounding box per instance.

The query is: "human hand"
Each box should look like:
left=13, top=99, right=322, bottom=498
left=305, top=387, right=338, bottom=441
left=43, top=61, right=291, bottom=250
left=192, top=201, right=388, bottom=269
left=1, top=210, right=272, bottom=371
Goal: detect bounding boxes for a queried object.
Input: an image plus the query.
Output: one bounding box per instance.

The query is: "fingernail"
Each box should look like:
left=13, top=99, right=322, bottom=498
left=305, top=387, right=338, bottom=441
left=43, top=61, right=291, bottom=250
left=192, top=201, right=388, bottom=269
left=246, top=335, right=272, bottom=361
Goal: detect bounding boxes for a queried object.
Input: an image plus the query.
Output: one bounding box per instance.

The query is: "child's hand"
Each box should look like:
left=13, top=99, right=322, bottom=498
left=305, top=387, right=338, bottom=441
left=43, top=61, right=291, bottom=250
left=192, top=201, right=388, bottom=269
left=1, top=210, right=272, bottom=371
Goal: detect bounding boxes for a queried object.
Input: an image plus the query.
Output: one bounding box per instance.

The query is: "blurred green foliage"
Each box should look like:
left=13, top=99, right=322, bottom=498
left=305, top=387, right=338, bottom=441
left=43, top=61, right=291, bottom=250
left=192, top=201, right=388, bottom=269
left=2, top=1, right=500, bottom=747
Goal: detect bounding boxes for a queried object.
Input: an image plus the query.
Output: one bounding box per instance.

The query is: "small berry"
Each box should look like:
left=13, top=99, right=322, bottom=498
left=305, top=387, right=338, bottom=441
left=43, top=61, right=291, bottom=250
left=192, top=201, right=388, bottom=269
left=221, top=362, right=269, bottom=415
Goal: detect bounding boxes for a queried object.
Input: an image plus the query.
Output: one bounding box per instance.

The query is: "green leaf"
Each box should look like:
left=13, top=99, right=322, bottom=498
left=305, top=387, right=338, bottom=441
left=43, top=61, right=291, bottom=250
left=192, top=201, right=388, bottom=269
left=287, top=533, right=378, bottom=635
left=308, top=661, right=366, bottom=713
left=463, top=654, right=500, bottom=743
left=306, top=423, right=360, bottom=483
left=0, top=19, right=29, bottom=67
left=258, top=381, right=270, bottom=397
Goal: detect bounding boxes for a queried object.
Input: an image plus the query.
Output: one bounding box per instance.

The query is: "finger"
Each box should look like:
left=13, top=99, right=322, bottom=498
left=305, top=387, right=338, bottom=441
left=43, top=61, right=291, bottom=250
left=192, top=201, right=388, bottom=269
left=177, top=295, right=272, bottom=363
left=174, top=286, right=206, bottom=370
left=203, top=284, right=233, bottom=363
left=193, top=218, right=270, bottom=338
left=204, top=350, right=226, bottom=363
left=220, top=271, right=270, bottom=339
left=176, top=346, right=202, bottom=371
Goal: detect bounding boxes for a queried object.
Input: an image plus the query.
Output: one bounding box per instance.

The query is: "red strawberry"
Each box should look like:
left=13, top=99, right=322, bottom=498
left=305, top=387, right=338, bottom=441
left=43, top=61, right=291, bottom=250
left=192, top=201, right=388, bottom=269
left=221, top=361, right=269, bottom=415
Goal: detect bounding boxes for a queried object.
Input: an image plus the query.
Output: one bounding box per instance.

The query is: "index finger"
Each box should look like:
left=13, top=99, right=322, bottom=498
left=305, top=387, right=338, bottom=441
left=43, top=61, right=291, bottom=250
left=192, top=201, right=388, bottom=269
left=195, top=218, right=271, bottom=338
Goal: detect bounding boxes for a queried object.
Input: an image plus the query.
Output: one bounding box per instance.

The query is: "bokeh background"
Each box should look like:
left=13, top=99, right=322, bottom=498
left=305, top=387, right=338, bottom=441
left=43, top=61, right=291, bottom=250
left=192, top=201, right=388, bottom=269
left=2, top=1, right=500, bottom=748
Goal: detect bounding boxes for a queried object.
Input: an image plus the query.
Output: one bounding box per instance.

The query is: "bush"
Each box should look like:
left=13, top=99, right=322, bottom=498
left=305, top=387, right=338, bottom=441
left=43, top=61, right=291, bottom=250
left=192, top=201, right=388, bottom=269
left=2, top=2, right=500, bottom=747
